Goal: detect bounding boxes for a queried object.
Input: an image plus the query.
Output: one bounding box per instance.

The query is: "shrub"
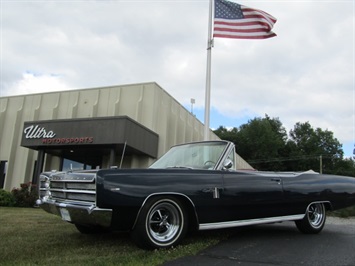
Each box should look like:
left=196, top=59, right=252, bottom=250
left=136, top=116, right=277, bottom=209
left=0, top=189, right=16, bottom=207
left=330, top=206, right=355, bottom=218
left=11, top=182, right=37, bottom=207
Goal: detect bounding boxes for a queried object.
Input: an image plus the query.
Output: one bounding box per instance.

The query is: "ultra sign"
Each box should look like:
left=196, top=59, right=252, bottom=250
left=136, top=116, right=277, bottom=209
left=24, top=125, right=56, bottom=139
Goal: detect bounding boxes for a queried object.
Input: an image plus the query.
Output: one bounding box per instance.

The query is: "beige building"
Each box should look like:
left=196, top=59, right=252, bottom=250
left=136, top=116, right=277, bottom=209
left=0, top=82, right=252, bottom=191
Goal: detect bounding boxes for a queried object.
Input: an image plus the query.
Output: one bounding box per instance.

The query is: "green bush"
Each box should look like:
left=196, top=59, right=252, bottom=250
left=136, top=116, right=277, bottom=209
left=330, top=206, right=355, bottom=218
left=11, top=182, right=37, bottom=207
left=0, top=189, right=16, bottom=206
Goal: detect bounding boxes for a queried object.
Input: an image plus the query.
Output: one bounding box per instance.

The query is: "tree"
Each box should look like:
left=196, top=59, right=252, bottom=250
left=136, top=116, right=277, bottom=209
left=285, top=122, right=343, bottom=172
left=214, top=117, right=349, bottom=174
left=213, top=126, right=238, bottom=144
left=333, top=158, right=355, bottom=177
left=214, top=115, right=288, bottom=171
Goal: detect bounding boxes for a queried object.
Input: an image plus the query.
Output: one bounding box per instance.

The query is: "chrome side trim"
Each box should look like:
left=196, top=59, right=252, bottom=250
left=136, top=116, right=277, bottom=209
left=199, top=214, right=305, bottom=230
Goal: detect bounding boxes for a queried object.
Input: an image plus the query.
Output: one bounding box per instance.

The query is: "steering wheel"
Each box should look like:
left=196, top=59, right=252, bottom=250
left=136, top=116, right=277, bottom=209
left=203, top=160, right=216, bottom=168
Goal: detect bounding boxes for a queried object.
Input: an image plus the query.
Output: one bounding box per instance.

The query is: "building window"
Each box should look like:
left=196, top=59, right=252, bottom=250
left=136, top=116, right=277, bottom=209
left=0, top=161, right=7, bottom=188
left=62, top=159, right=92, bottom=172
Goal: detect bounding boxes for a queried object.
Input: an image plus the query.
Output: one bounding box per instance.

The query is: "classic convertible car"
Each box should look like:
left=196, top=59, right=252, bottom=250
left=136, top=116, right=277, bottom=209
left=37, top=140, right=355, bottom=249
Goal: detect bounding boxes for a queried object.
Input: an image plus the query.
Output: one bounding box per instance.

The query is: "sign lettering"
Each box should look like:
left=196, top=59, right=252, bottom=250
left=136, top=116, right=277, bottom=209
left=42, top=137, right=94, bottom=144
left=24, top=125, right=56, bottom=139
left=23, top=125, right=94, bottom=145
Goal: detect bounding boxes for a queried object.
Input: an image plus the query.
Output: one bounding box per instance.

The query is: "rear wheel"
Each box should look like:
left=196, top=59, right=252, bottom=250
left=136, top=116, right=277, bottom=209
left=131, top=196, right=188, bottom=249
left=295, top=203, right=326, bottom=234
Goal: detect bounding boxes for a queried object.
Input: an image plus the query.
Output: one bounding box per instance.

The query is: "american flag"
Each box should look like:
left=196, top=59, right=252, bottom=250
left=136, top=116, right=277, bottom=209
left=213, top=0, right=277, bottom=40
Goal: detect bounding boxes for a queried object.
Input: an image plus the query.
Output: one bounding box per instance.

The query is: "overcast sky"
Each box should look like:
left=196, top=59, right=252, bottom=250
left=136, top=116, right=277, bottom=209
left=1, top=0, right=354, bottom=157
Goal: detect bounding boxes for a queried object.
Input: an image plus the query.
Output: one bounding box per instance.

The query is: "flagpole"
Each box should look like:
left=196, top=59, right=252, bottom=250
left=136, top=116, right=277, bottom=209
left=204, top=0, right=213, bottom=141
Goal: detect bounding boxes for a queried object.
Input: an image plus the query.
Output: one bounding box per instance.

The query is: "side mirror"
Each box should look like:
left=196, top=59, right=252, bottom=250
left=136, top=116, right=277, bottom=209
left=223, top=159, right=233, bottom=170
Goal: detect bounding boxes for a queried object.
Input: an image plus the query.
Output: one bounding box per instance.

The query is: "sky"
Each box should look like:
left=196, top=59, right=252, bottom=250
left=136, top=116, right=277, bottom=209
left=1, top=0, right=354, bottom=157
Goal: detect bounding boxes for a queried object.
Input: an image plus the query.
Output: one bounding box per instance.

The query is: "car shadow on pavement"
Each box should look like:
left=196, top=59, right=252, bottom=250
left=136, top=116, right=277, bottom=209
left=165, top=221, right=355, bottom=266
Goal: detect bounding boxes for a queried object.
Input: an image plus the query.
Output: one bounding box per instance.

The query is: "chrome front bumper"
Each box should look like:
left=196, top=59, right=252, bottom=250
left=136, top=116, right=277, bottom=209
left=37, top=199, right=112, bottom=228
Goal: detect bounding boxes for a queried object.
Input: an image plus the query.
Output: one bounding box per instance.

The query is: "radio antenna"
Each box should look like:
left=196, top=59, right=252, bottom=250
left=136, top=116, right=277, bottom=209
left=119, top=141, right=127, bottom=169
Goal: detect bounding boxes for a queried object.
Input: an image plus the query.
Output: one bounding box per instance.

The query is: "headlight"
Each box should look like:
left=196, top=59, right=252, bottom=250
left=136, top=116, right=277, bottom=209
left=39, top=174, right=51, bottom=200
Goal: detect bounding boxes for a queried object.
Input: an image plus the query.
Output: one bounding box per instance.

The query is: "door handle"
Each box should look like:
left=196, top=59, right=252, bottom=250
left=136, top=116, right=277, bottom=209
left=202, top=187, right=221, bottom=198
left=271, top=178, right=281, bottom=184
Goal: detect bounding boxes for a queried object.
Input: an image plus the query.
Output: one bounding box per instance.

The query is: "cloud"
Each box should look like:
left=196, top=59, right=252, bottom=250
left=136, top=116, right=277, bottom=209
left=1, top=0, right=354, bottom=155
left=5, top=72, right=72, bottom=96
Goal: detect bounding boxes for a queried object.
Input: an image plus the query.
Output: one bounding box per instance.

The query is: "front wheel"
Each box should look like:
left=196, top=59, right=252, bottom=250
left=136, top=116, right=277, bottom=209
left=131, top=197, right=188, bottom=249
left=295, top=202, right=326, bottom=234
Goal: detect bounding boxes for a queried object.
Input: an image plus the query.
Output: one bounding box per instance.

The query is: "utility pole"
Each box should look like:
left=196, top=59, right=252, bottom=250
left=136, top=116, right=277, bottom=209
left=319, top=155, right=322, bottom=174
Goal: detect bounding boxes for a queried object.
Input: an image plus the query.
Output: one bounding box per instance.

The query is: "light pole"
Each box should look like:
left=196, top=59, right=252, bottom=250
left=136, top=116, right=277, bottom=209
left=190, top=98, right=195, bottom=115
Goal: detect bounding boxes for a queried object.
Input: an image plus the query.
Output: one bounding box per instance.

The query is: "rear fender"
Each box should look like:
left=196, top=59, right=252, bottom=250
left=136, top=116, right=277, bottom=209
left=304, top=201, right=332, bottom=215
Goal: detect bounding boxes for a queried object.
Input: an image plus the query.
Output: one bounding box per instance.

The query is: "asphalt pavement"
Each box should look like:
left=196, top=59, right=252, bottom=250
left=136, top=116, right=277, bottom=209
left=164, top=217, right=355, bottom=266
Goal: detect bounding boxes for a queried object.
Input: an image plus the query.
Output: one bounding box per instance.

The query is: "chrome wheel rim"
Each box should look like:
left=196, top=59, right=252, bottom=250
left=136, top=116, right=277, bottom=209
left=307, top=203, right=325, bottom=228
left=147, top=200, right=182, bottom=244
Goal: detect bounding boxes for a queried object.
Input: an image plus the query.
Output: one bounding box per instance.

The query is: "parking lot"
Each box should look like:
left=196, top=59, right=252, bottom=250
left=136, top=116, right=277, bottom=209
left=165, top=217, right=355, bottom=266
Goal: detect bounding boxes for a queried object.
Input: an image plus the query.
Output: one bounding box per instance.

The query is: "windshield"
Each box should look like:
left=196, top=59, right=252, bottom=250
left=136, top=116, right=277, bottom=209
left=149, top=141, right=229, bottom=170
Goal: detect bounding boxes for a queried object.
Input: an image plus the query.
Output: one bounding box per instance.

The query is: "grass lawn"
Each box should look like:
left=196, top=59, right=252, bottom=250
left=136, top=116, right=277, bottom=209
left=0, top=207, right=227, bottom=266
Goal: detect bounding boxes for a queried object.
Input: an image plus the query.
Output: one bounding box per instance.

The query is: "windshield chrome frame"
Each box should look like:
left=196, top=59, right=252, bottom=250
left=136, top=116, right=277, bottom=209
left=215, top=141, right=235, bottom=170
left=150, top=140, right=234, bottom=170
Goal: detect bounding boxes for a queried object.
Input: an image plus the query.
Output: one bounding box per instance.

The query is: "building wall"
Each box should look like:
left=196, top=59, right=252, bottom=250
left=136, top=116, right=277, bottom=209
left=0, top=82, right=220, bottom=190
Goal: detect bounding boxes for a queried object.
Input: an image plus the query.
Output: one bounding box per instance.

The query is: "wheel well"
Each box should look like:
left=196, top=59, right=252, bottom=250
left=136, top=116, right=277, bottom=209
left=323, top=202, right=332, bottom=211
left=307, top=201, right=332, bottom=211
left=135, top=193, right=199, bottom=232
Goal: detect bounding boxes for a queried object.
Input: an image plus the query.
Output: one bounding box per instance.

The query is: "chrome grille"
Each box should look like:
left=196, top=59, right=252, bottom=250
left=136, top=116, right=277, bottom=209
left=39, top=171, right=97, bottom=204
